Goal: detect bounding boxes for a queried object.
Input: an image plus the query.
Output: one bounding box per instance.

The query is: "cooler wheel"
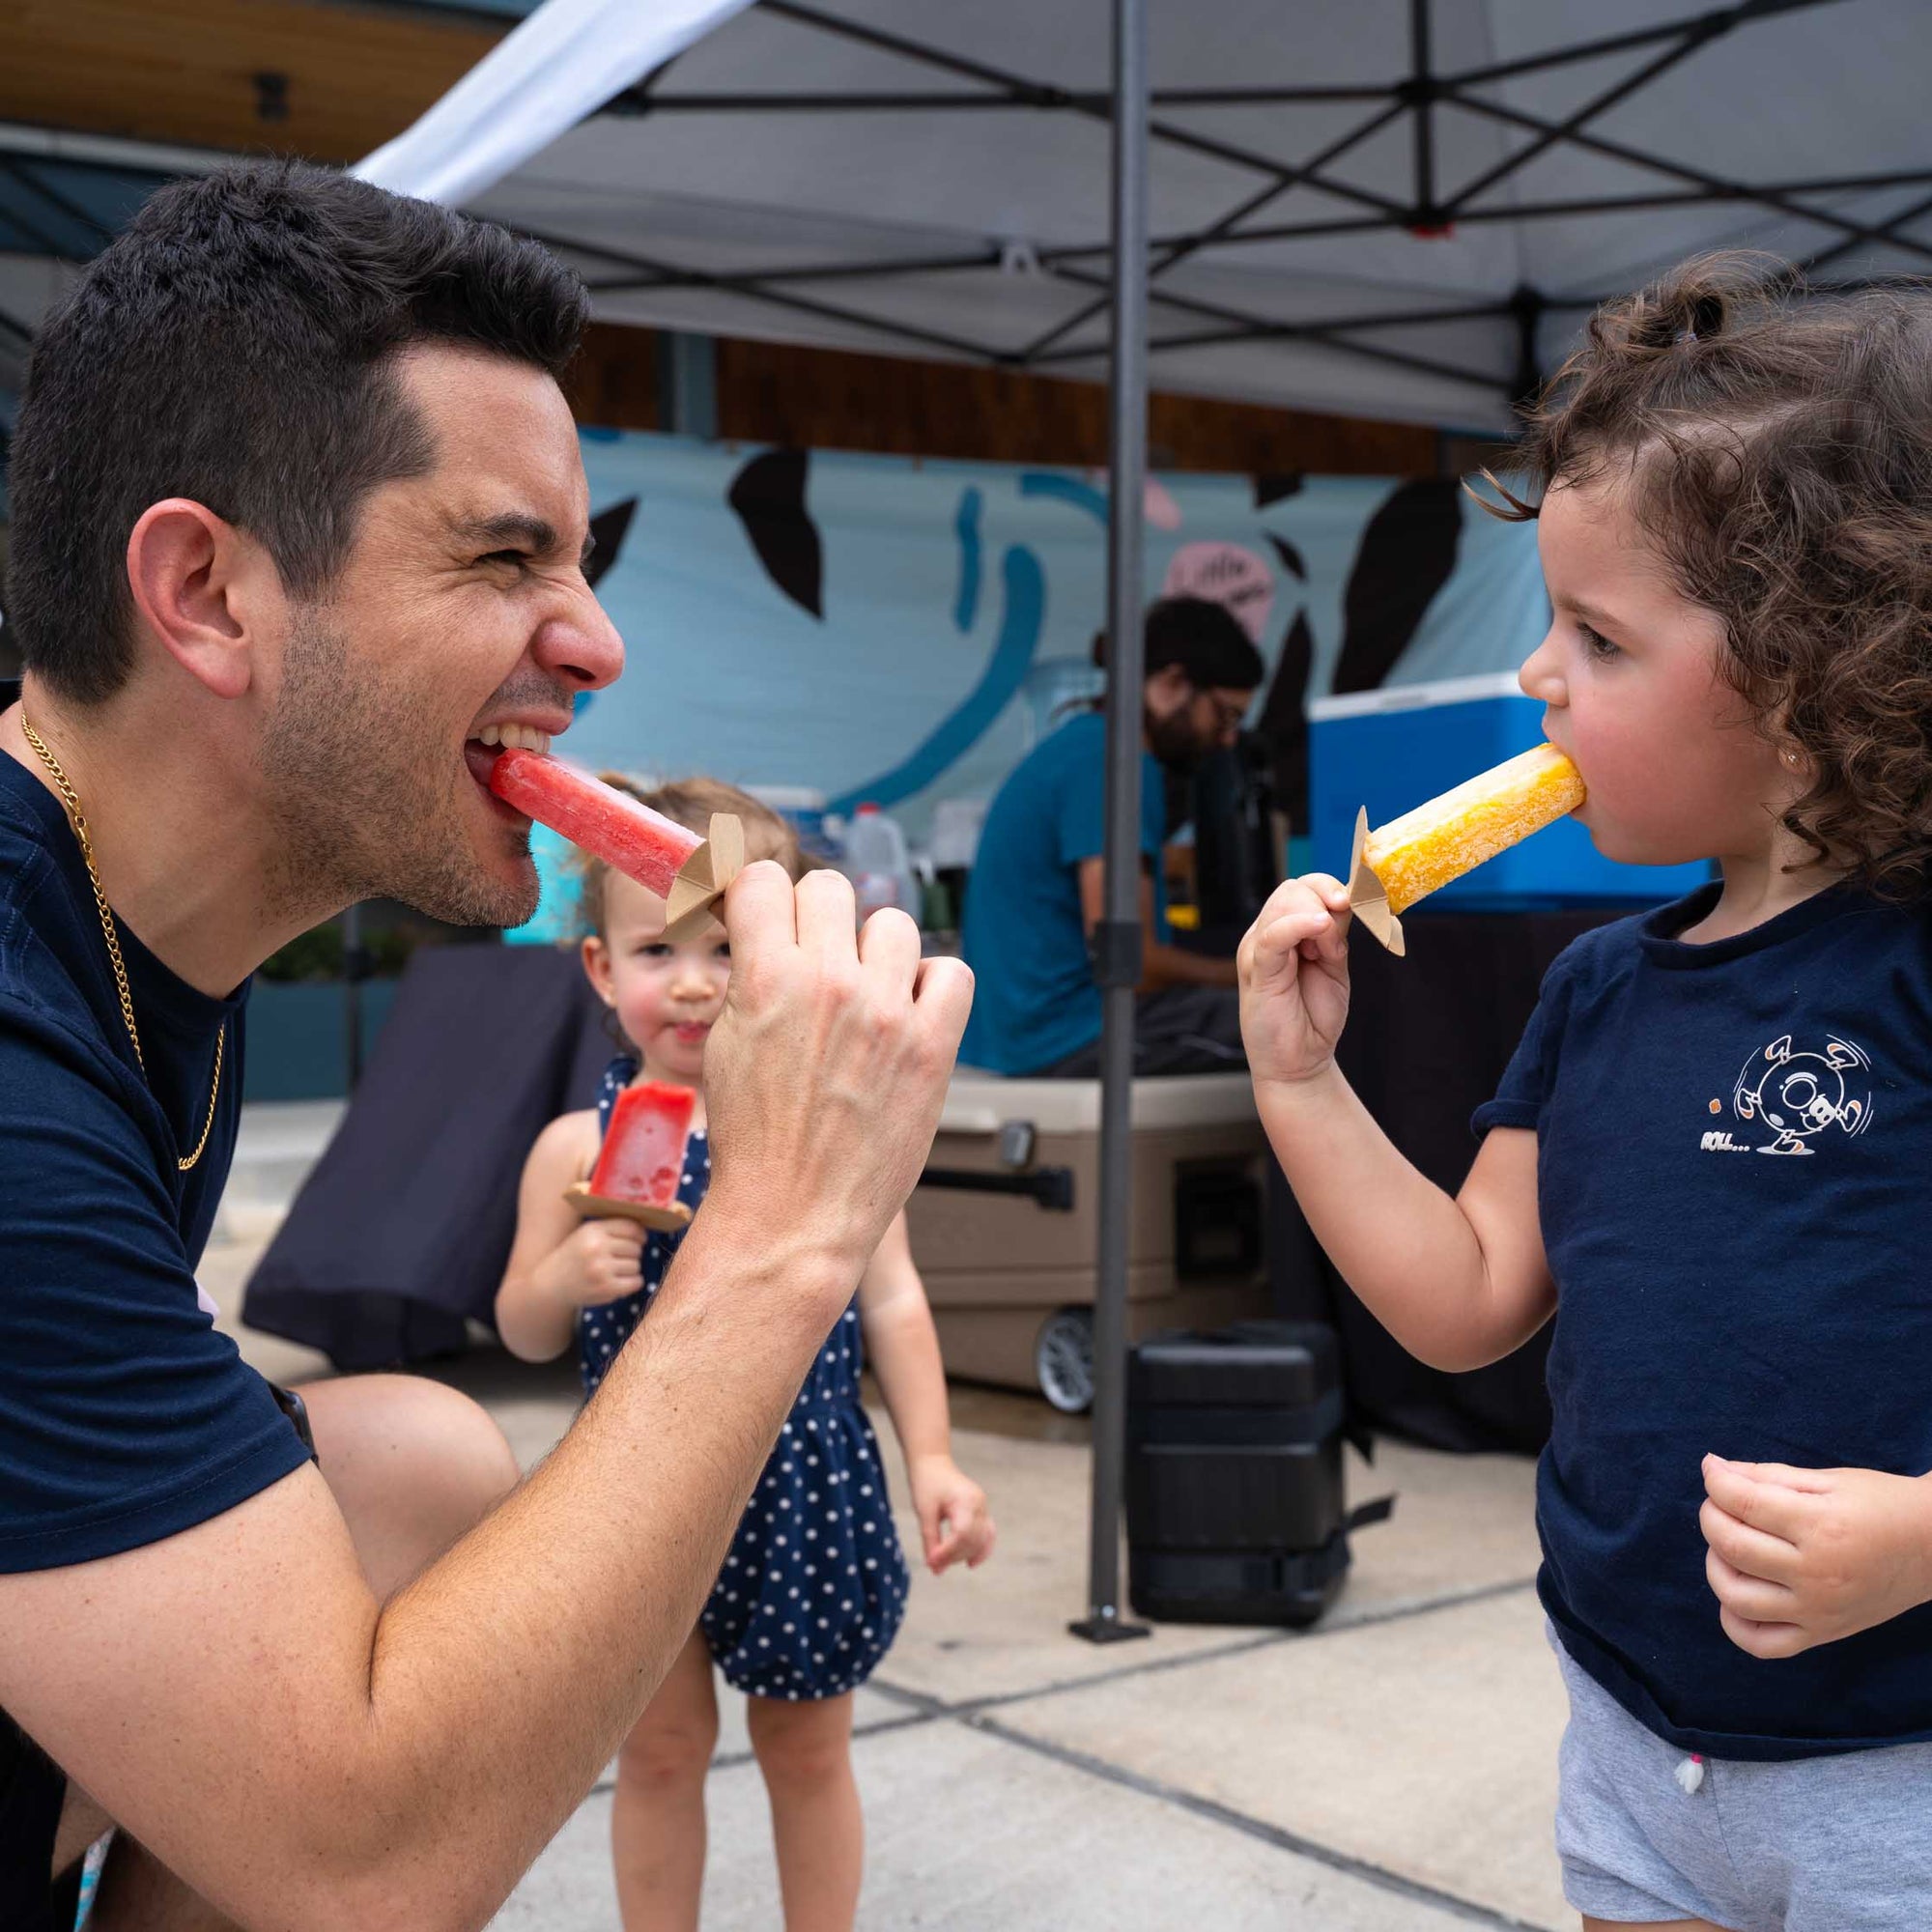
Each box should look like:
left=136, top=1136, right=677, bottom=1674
left=1036, top=1308, right=1094, bottom=1414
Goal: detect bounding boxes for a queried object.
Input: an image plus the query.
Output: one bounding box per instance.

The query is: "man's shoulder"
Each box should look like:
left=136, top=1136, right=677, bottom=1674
left=0, top=838, right=132, bottom=1094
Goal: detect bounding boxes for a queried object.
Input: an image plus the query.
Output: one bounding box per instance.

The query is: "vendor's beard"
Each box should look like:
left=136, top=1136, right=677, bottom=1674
left=257, top=611, right=539, bottom=930
left=1145, top=705, right=1208, bottom=775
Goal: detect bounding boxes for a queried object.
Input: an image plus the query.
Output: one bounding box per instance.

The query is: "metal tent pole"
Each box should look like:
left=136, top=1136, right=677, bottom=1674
left=1070, top=0, right=1151, bottom=1648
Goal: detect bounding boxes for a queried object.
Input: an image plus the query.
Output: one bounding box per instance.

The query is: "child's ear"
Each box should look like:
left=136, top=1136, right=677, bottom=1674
left=582, top=934, right=616, bottom=1005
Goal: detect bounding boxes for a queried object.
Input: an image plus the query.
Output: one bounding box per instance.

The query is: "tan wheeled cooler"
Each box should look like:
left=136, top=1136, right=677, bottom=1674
left=905, top=1070, right=1272, bottom=1411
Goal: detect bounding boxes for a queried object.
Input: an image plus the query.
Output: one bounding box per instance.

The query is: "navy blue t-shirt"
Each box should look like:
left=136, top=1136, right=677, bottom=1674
left=960, top=713, right=1170, bottom=1075
left=1476, top=881, right=1932, bottom=1758
left=0, top=709, right=309, bottom=1573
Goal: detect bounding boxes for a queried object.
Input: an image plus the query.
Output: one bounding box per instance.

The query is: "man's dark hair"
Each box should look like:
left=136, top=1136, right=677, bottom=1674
left=1090, top=597, right=1267, bottom=690
left=1141, top=595, right=1264, bottom=691
left=5, top=161, right=588, bottom=702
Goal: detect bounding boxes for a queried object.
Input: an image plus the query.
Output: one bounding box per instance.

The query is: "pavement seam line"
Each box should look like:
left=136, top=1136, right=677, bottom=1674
left=966, top=1712, right=1557, bottom=1932
left=585, top=1579, right=1552, bottom=1922
left=868, top=1573, right=1539, bottom=1722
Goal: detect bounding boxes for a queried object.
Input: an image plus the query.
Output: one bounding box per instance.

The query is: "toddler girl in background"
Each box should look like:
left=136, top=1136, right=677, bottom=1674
left=497, top=776, right=994, bottom=1932
left=1241, top=257, right=1932, bottom=1931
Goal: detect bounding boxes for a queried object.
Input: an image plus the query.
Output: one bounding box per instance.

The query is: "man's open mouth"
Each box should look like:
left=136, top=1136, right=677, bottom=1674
left=464, top=723, right=554, bottom=803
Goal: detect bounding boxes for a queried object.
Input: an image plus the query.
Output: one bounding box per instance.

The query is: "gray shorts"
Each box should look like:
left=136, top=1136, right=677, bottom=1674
left=1551, top=1628, right=1932, bottom=1929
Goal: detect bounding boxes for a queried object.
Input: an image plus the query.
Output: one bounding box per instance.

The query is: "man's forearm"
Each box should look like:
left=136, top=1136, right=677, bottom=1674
left=1258, top=1064, right=1508, bottom=1371
left=329, top=1212, right=855, bottom=1926
left=1142, top=941, right=1238, bottom=991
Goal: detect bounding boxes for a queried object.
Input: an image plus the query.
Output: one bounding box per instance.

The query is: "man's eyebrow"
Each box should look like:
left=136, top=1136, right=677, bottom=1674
left=453, top=512, right=593, bottom=564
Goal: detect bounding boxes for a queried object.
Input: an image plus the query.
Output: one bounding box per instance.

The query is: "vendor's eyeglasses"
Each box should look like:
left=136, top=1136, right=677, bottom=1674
left=1200, top=694, right=1250, bottom=735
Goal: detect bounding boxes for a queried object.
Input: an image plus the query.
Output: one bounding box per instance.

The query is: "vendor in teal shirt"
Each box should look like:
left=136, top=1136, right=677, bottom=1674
left=961, top=597, right=1264, bottom=1076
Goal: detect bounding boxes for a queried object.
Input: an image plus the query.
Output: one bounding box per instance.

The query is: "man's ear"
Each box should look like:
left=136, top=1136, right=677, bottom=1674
left=125, top=498, right=282, bottom=701
left=1144, top=663, right=1193, bottom=717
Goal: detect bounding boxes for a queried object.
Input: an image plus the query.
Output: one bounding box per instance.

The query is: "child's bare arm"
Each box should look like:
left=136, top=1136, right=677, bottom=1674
left=1241, top=876, right=1555, bottom=1373
left=495, top=1113, right=642, bottom=1362
left=860, top=1212, right=994, bottom=1572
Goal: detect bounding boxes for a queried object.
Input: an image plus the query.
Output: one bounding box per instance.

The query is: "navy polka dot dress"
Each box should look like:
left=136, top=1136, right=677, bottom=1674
left=578, top=1058, right=910, bottom=1701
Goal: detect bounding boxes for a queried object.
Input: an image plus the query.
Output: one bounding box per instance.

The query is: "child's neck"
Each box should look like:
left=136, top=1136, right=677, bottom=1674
left=630, top=1056, right=707, bottom=1130
left=1683, top=834, right=1847, bottom=945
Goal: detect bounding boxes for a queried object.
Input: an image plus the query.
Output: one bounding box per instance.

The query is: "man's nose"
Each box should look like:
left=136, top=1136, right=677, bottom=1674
left=531, top=584, right=625, bottom=693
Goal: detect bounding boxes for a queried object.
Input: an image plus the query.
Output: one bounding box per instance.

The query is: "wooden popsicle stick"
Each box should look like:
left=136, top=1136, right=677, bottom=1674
left=563, top=1181, right=694, bottom=1231
left=661, top=811, right=748, bottom=942
left=1346, top=806, right=1406, bottom=957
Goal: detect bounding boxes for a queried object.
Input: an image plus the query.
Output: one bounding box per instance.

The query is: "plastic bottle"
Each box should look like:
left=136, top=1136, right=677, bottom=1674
left=843, top=803, right=921, bottom=923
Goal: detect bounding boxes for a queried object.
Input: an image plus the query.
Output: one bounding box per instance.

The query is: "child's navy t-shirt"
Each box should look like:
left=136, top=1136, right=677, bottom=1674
left=1476, top=881, right=1932, bottom=1759
left=0, top=712, right=310, bottom=1573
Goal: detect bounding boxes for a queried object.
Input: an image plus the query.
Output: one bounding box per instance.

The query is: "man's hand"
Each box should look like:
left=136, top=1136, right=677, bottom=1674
left=908, top=1454, right=995, bottom=1575
left=1236, top=874, right=1353, bottom=1089
left=1700, top=1454, right=1932, bottom=1659
left=702, top=864, right=973, bottom=1289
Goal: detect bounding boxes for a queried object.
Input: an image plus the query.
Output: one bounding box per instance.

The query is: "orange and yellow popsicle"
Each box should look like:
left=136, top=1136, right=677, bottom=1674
left=1348, top=744, right=1586, bottom=953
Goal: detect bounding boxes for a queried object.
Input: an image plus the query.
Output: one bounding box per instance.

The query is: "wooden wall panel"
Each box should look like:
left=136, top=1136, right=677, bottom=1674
left=3, top=0, right=497, bottom=161
left=572, top=323, right=1438, bottom=477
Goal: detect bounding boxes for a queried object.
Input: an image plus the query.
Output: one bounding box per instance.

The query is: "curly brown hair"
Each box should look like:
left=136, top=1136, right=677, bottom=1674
left=577, top=774, right=802, bottom=939
left=1479, top=252, right=1932, bottom=899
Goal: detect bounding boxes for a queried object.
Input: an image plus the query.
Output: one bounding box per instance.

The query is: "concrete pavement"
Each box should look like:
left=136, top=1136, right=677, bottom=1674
left=199, top=1103, right=1570, bottom=1931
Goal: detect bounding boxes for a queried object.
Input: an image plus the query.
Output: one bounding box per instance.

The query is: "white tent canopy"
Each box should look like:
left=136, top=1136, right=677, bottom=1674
left=8, top=1, right=1932, bottom=429
left=423, top=0, right=1932, bottom=431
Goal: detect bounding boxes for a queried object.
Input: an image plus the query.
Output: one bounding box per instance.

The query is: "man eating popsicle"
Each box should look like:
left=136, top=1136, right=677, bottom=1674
left=0, top=161, right=970, bottom=1930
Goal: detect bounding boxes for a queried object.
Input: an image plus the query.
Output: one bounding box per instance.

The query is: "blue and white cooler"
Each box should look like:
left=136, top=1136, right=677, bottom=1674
left=1308, top=671, right=1712, bottom=911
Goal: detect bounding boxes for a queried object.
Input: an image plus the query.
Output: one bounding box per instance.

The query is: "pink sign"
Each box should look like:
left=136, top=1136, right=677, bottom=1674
left=1162, top=541, right=1275, bottom=643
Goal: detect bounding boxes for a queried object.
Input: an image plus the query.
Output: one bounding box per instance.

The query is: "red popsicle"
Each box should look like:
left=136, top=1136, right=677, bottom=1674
left=490, top=748, right=699, bottom=897
left=566, top=1080, right=698, bottom=1230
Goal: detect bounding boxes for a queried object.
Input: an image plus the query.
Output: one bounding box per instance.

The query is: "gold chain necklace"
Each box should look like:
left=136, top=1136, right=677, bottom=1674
left=20, top=715, right=224, bottom=1173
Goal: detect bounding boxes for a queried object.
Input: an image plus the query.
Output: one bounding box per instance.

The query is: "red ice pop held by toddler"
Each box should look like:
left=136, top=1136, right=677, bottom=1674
left=488, top=747, right=746, bottom=937
left=565, top=1080, right=698, bottom=1230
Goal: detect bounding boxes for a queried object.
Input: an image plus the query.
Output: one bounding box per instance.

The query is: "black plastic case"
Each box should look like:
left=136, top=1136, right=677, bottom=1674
left=1126, top=1320, right=1369, bottom=1628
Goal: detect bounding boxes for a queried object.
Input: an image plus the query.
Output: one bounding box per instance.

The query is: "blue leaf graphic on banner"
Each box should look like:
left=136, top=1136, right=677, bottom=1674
left=954, top=487, right=983, bottom=633
left=1019, top=472, right=1109, bottom=525
left=830, top=545, right=1045, bottom=813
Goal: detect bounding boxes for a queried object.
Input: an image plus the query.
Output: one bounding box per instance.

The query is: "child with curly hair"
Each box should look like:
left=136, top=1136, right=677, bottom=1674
left=1241, top=256, right=1932, bottom=1931
left=497, top=776, right=994, bottom=1932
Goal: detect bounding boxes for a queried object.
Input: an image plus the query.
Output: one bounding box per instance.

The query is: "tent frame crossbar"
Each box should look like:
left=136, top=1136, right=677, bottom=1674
left=3, top=0, right=1927, bottom=403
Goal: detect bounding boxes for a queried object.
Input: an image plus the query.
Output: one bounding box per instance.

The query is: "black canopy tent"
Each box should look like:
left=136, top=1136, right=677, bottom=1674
left=5, top=0, right=1929, bottom=1638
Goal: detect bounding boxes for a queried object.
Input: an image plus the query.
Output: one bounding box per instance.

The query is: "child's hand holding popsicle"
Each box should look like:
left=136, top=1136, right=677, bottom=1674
left=532, top=1214, right=647, bottom=1310
left=1237, top=874, right=1356, bottom=1090
left=1239, top=743, right=1585, bottom=1086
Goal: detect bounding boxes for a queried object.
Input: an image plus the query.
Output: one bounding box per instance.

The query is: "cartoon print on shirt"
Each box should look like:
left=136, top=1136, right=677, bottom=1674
left=1725, top=1033, right=1874, bottom=1155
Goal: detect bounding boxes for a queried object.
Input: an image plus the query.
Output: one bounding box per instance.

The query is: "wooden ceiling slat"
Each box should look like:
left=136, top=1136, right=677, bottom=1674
left=4, top=0, right=502, bottom=162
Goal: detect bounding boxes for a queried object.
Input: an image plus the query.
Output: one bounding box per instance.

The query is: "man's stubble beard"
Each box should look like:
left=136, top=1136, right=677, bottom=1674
left=1145, top=703, right=1208, bottom=776
left=257, top=611, right=539, bottom=930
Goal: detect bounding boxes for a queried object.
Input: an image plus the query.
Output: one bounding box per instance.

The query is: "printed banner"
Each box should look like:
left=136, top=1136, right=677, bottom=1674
left=512, top=428, right=1549, bottom=937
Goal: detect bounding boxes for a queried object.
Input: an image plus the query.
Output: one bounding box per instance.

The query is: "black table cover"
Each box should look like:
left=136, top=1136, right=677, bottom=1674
left=243, top=945, right=610, bottom=1370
